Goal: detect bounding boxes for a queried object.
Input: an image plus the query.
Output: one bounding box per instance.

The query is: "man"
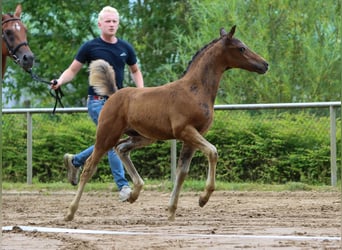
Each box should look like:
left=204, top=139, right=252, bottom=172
left=51, top=6, right=144, bottom=201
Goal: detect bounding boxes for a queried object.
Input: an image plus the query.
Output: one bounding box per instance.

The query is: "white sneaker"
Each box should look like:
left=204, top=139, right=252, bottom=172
left=119, top=186, right=131, bottom=202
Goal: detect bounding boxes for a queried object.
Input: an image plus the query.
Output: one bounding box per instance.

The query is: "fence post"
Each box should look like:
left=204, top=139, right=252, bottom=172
left=329, top=106, right=337, bottom=186
left=26, top=112, right=33, bottom=185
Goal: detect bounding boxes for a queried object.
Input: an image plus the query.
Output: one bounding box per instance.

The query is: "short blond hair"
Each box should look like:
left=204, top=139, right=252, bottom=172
left=98, top=6, right=120, bottom=22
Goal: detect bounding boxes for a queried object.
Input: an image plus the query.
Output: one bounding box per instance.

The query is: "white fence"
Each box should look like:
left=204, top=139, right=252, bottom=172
left=2, top=102, right=341, bottom=186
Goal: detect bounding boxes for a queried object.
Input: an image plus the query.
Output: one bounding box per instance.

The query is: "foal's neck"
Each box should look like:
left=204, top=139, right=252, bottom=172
left=183, top=42, right=227, bottom=102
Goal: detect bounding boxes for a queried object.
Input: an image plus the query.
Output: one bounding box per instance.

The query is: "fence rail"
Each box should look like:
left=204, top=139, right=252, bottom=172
left=2, top=101, right=341, bottom=185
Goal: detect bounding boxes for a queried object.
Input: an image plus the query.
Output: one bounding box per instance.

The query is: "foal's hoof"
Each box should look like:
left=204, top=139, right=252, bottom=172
left=168, top=214, right=176, bottom=221
left=199, top=196, right=208, bottom=207
left=168, top=206, right=176, bottom=221
left=64, top=214, right=74, bottom=221
left=127, top=195, right=138, bottom=204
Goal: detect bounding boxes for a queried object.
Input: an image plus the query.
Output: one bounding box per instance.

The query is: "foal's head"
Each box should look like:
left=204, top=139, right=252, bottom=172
left=221, top=25, right=268, bottom=74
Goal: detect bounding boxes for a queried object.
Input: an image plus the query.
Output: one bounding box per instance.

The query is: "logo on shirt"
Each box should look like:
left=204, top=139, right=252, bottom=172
left=120, top=52, right=127, bottom=57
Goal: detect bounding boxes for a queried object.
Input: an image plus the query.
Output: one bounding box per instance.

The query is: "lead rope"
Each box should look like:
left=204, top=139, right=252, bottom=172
left=26, top=69, right=64, bottom=114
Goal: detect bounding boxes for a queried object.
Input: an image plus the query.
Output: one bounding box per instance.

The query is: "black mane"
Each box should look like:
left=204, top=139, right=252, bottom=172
left=181, top=37, right=221, bottom=77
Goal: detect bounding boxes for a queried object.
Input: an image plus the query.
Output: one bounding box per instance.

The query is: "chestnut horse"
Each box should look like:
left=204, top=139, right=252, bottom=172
left=65, top=25, right=268, bottom=222
left=2, top=4, right=34, bottom=78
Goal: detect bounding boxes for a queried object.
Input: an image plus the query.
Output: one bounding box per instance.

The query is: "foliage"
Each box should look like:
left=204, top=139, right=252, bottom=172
left=2, top=0, right=190, bottom=107
left=172, top=0, right=341, bottom=104
left=205, top=111, right=334, bottom=184
left=2, top=1, right=341, bottom=107
left=2, top=111, right=338, bottom=185
left=2, top=1, right=340, bottom=186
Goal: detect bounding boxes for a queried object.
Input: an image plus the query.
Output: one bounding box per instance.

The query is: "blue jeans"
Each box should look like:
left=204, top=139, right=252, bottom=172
left=72, top=96, right=129, bottom=190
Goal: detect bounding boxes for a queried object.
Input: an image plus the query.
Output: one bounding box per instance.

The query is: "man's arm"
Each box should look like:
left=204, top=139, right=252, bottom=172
left=129, top=64, right=144, bottom=88
left=51, top=60, right=83, bottom=89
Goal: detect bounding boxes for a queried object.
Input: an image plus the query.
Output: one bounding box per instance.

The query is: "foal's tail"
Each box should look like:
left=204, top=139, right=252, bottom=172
left=88, top=59, right=117, bottom=96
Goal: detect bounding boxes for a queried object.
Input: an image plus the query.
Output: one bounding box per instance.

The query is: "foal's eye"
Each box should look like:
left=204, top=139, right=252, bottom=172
left=239, top=47, right=246, bottom=53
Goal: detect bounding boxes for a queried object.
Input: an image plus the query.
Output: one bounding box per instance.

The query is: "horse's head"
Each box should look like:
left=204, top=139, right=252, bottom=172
left=220, top=25, right=268, bottom=74
left=2, top=4, right=34, bottom=72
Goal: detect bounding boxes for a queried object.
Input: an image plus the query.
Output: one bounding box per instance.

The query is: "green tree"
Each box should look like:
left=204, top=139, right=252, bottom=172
left=168, top=0, right=341, bottom=104
left=2, top=0, right=341, bottom=107
left=2, top=0, right=190, bottom=107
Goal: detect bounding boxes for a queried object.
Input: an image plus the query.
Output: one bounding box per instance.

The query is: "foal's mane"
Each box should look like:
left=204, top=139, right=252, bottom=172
left=181, top=36, right=222, bottom=76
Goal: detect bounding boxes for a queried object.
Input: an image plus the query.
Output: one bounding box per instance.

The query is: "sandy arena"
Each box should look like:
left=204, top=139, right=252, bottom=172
left=2, top=190, right=341, bottom=249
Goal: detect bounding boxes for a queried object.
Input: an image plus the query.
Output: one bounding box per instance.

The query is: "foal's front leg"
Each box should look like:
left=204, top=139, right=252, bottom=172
left=64, top=154, right=99, bottom=221
left=172, top=128, right=217, bottom=220
left=197, top=141, right=217, bottom=208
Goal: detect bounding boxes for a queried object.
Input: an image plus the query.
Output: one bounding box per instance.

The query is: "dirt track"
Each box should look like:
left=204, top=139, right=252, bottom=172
left=2, top=190, right=341, bottom=249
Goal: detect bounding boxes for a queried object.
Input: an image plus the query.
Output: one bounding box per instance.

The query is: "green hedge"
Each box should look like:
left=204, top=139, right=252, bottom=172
left=2, top=111, right=340, bottom=184
left=207, top=112, right=336, bottom=184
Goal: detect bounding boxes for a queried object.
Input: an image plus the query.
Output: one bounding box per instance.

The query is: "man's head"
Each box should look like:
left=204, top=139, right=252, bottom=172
left=98, top=6, right=120, bottom=36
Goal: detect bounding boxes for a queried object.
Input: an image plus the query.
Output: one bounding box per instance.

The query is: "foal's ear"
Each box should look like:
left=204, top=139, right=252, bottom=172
left=228, top=25, right=236, bottom=39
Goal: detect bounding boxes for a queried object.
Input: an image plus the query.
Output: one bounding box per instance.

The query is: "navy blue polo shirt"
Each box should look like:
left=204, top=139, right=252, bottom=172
left=75, top=37, right=137, bottom=95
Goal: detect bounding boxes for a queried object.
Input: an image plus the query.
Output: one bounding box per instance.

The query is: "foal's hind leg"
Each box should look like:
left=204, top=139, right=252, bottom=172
left=116, top=136, right=155, bottom=203
left=168, top=143, right=196, bottom=221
